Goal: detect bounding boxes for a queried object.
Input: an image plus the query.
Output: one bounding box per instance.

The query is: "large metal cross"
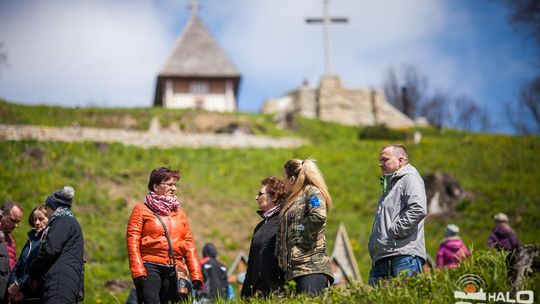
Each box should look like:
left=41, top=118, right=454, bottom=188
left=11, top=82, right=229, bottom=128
left=306, top=0, right=348, bottom=76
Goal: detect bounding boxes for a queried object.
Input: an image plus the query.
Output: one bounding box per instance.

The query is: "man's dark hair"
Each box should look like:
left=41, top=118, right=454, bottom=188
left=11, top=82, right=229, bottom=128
left=1, top=201, right=23, bottom=216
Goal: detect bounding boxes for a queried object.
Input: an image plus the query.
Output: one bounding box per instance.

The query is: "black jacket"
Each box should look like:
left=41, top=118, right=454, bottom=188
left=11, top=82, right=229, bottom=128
left=29, top=215, right=84, bottom=304
left=241, top=211, right=283, bottom=298
left=8, top=230, right=43, bottom=301
left=0, top=237, right=10, bottom=302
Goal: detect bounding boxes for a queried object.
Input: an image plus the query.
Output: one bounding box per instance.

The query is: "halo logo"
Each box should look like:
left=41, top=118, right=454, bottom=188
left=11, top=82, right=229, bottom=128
left=453, top=274, right=534, bottom=304
left=455, top=274, right=485, bottom=296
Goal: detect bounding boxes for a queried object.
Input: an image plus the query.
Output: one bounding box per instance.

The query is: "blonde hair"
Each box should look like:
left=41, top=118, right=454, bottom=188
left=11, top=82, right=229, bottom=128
left=282, top=158, right=332, bottom=215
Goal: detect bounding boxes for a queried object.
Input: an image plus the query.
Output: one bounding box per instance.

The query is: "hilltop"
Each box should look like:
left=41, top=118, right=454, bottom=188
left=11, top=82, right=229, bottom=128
left=0, top=100, right=539, bottom=302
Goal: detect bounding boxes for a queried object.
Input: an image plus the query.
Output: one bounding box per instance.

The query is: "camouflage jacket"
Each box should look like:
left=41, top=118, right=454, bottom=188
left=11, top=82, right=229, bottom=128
left=276, top=185, right=333, bottom=282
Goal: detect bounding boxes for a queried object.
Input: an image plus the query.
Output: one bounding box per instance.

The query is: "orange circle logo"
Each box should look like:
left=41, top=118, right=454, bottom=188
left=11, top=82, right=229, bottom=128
left=464, top=284, right=477, bottom=293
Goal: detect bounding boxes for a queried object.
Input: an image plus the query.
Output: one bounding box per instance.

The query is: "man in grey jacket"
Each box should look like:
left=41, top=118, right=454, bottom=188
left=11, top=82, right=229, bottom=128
left=368, top=144, right=427, bottom=285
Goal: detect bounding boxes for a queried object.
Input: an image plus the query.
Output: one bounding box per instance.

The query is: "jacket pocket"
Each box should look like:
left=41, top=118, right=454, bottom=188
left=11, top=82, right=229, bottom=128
left=290, top=245, right=313, bottom=267
left=296, top=238, right=313, bottom=251
left=296, top=222, right=317, bottom=251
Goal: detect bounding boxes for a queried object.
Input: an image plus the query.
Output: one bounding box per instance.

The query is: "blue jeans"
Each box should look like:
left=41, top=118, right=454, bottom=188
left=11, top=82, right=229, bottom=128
left=368, top=255, right=423, bottom=286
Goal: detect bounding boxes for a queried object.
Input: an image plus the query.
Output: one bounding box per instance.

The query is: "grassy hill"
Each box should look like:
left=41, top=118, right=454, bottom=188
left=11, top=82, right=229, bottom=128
left=0, top=100, right=539, bottom=303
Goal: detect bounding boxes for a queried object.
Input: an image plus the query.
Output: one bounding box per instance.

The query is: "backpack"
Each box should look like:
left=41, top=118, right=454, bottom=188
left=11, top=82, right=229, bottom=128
left=200, top=258, right=228, bottom=299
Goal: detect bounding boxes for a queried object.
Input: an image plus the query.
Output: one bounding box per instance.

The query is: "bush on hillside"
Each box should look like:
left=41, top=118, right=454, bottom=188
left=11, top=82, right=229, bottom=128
left=358, top=124, right=410, bottom=140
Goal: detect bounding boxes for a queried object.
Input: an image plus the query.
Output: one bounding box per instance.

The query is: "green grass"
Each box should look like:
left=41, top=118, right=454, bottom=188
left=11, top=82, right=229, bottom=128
left=0, top=99, right=293, bottom=137
left=0, top=100, right=539, bottom=303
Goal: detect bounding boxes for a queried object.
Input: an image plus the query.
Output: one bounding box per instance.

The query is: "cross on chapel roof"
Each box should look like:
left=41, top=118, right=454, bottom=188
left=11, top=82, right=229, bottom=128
left=188, top=0, right=201, bottom=16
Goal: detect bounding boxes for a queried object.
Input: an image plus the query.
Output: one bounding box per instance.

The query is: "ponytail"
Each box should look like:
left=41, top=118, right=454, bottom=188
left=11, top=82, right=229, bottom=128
left=282, top=158, right=332, bottom=215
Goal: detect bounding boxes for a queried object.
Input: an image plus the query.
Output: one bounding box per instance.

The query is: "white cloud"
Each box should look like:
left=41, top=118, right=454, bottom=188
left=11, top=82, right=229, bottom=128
left=0, top=0, right=172, bottom=106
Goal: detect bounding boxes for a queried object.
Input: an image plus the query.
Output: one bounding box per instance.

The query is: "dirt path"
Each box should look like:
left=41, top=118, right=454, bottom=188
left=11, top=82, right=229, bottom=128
left=0, top=124, right=308, bottom=148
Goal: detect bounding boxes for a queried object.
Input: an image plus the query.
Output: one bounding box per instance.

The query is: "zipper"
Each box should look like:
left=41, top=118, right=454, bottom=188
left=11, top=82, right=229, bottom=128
left=258, top=223, right=264, bottom=277
left=21, top=239, right=33, bottom=278
left=285, top=210, right=291, bottom=271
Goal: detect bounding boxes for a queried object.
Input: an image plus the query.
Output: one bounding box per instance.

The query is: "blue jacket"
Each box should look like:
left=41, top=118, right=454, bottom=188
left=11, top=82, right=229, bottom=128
left=8, top=229, right=42, bottom=299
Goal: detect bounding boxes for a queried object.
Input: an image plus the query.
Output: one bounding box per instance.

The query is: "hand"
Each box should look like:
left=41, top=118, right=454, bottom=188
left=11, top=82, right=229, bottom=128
left=191, top=280, right=202, bottom=291
left=7, top=282, right=20, bottom=296
left=133, top=276, right=146, bottom=289
left=13, top=291, right=24, bottom=302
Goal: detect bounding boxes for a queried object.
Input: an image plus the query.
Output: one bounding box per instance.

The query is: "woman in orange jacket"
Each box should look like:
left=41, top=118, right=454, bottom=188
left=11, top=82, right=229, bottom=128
left=127, top=167, right=202, bottom=303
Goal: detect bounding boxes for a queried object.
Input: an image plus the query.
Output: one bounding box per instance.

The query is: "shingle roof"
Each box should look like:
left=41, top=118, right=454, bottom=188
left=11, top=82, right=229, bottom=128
left=158, top=16, right=240, bottom=77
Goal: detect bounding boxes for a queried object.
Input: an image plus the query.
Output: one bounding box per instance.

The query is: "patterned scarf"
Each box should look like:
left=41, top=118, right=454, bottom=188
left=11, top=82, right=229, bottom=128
left=41, top=207, right=74, bottom=243
left=144, top=192, right=179, bottom=216
left=257, top=205, right=281, bottom=220
left=49, top=206, right=74, bottom=222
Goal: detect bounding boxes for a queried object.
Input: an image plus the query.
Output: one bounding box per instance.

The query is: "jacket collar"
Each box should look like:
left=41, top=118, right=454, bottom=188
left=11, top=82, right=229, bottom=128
left=380, top=164, right=413, bottom=193
left=257, top=205, right=280, bottom=220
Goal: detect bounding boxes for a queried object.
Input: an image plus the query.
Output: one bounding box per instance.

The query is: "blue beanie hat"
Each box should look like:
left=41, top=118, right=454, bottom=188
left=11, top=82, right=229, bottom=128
left=46, top=186, right=75, bottom=210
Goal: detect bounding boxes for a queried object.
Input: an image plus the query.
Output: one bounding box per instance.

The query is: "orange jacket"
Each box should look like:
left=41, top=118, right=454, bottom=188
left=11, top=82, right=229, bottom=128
left=126, top=203, right=202, bottom=282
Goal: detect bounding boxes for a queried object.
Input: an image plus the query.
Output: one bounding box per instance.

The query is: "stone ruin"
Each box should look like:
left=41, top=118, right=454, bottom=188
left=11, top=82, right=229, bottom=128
left=262, top=75, right=416, bottom=129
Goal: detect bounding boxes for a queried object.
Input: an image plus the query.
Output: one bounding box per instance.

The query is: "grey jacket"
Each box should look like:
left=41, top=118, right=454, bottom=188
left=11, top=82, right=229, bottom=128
left=368, top=164, right=427, bottom=264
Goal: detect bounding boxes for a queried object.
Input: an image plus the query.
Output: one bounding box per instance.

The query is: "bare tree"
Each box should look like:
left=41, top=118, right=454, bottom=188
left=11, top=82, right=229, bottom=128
left=506, top=76, right=540, bottom=134
left=383, top=64, right=428, bottom=119
left=383, top=63, right=491, bottom=132
left=0, top=42, right=7, bottom=77
left=452, top=95, right=491, bottom=132
left=384, top=68, right=401, bottom=111
left=502, top=0, right=540, bottom=58
left=419, top=91, right=450, bottom=129
left=500, top=1, right=540, bottom=134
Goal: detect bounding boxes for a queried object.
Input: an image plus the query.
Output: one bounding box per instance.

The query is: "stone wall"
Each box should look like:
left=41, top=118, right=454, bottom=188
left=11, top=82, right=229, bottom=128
left=294, top=87, right=318, bottom=118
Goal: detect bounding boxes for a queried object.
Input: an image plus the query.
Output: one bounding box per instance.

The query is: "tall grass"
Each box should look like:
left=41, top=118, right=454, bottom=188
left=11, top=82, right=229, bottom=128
left=204, top=250, right=538, bottom=304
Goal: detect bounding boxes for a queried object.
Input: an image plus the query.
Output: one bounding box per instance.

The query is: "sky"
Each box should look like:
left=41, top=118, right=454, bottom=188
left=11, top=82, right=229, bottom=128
left=0, top=0, right=537, bottom=133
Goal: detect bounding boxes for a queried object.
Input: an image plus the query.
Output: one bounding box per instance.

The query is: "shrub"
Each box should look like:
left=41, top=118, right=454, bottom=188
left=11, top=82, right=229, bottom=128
left=358, top=124, right=409, bottom=140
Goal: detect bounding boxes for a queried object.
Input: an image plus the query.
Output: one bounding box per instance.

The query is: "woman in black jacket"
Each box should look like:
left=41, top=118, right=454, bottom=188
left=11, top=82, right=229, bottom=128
left=241, top=177, right=286, bottom=298
left=29, top=186, right=84, bottom=304
left=0, top=211, right=11, bottom=304
left=7, top=205, right=48, bottom=303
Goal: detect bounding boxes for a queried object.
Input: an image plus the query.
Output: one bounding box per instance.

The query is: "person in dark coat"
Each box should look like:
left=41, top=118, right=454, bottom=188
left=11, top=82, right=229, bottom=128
left=198, top=243, right=228, bottom=301
left=488, top=212, right=520, bottom=251
left=241, top=177, right=285, bottom=298
left=28, top=186, right=84, bottom=304
left=0, top=210, right=11, bottom=304
left=7, top=205, right=49, bottom=303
